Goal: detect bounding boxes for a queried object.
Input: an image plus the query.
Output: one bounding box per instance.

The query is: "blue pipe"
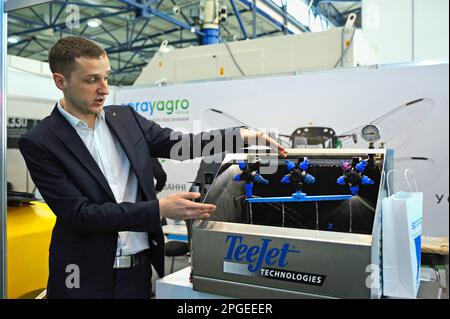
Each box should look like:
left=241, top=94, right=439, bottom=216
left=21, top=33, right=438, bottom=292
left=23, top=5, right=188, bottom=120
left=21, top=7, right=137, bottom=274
left=247, top=194, right=353, bottom=203
left=202, top=28, right=220, bottom=45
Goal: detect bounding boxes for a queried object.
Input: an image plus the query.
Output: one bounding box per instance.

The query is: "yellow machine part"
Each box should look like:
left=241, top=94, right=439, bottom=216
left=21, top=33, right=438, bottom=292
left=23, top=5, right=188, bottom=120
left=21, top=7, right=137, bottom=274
left=7, top=201, right=55, bottom=299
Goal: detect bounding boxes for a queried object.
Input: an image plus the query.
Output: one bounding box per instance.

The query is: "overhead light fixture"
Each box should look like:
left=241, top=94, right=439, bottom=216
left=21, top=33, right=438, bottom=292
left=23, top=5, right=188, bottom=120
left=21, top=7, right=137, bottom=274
left=87, top=18, right=102, bottom=28
left=8, top=36, right=20, bottom=44
left=173, top=5, right=180, bottom=15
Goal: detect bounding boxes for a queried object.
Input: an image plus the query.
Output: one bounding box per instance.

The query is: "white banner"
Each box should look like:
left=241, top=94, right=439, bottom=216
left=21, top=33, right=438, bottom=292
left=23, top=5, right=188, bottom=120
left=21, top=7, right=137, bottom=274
left=115, top=62, right=449, bottom=236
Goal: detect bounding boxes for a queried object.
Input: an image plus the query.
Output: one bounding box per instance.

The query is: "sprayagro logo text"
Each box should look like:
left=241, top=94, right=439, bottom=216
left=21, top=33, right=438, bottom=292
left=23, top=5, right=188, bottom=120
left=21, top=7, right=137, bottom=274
left=125, top=98, right=190, bottom=116
left=224, top=235, right=300, bottom=273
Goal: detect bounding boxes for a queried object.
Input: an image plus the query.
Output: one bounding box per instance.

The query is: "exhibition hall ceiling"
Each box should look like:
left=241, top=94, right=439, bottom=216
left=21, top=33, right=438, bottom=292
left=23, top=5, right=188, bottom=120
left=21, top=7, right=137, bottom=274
left=6, top=0, right=361, bottom=85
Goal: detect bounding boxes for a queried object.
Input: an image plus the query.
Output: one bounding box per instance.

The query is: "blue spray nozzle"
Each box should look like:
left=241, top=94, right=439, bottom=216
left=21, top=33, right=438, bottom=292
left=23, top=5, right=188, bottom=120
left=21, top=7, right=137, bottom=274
left=286, top=160, right=296, bottom=171
left=286, top=160, right=295, bottom=171
left=280, top=175, right=291, bottom=184
left=337, top=176, right=346, bottom=185
left=355, top=160, right=367, bottom=173
left=361, top=175, right=375, bottom=185
left=238, top=162, right=248, bottom=171
left=254, top=174, right=269, bottom=185
left=304, top=173, right=315, bottom=184
left=350, top=186, right=359, bottom=196
left=233, top=174, right=242, bottom=182
left=299, top=159, right=310, bottom=171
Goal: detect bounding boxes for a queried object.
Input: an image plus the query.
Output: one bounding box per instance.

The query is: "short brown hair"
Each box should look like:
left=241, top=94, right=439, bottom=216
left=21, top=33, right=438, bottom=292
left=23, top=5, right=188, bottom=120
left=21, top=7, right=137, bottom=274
left=48, top=36, right=106, bottom=78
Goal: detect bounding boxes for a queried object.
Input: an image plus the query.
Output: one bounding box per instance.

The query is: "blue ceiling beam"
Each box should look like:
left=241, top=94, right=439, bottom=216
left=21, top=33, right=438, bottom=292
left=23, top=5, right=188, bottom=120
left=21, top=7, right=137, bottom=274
left=113, top=62, right=149, bottom=74
left=155, top=0, right=165, bottom=10
left=118, top=0, right=205, bottom=37
left=311, top=3, right=341, bottom=26
left=52, top=0, right=128, bottom=10
left=257, top=29, right=282, bottom=37
left=315, top=0, right=361, bottom=3
left=313, top=0, right=361, bottom=26
left=230, top=0, right=249, bottom=40
left=8, top=14, right=47, bottom=28
left=238, top=0, right=293, bottom=34
left=106, top=38, right=199, bottom=55
left=341, top=7, right=362, bottom=16
left=50, top=3, right=66, bottom=25
left=239, top=0, right=312, bottom=33
left=9, top=9, right=134, bottom=37
left=104, top=25, right=186, bottom=54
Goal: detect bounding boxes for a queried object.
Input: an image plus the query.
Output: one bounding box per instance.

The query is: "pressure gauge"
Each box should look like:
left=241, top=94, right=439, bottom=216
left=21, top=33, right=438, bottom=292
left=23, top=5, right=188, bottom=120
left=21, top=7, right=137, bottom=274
left=361, top=124, right=381, bottom=143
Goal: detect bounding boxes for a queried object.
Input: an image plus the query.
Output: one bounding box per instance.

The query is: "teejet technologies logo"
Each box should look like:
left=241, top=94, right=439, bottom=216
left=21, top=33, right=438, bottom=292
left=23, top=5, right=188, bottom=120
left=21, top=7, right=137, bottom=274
left=224, top=235, right=300, bottom=272
left=124, top=98, right=190, bottom=116
left=223, top=235, right=326, bottom=286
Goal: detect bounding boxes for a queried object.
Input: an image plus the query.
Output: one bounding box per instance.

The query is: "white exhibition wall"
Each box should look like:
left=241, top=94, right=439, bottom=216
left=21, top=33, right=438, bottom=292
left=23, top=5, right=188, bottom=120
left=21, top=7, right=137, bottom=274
left=362, top=0, right=449, bottom=64
left=7, top=60, right=59, bottom=193
left=115, top=62, right=449, bottom=237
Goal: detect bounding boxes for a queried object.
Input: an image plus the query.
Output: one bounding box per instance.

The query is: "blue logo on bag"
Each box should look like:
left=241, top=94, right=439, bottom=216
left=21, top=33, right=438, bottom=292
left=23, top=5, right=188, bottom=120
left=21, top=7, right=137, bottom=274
left=411, top=217, right=422, bottom=231
left=412, top=217, right=423, bottom=283
left=414, top=235, right=421, bottom=282
left=224, top=235, right=301, bottom=272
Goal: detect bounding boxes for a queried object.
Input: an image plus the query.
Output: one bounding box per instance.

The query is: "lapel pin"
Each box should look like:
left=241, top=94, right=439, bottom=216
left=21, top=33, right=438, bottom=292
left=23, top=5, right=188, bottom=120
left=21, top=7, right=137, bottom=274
left=113, top=112, right=116, bottom=117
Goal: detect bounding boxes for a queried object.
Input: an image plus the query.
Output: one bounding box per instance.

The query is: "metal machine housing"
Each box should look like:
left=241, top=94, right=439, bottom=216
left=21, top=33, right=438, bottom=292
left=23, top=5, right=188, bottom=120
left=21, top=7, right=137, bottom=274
left=191, top=149, right=393, bottom=299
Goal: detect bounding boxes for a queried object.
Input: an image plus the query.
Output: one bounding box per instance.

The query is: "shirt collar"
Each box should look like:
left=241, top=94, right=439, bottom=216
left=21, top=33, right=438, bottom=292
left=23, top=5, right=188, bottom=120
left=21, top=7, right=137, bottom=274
left=57, top=100, right=105, bottom=129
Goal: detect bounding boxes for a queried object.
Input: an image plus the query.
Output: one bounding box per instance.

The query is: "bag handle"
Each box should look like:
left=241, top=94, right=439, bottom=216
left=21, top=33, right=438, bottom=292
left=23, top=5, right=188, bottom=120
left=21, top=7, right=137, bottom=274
left=386, top=169, right=418, bottom=197
left=404, top=169, right=419, bottom=193
left=386, top=170, right=398, bottom=198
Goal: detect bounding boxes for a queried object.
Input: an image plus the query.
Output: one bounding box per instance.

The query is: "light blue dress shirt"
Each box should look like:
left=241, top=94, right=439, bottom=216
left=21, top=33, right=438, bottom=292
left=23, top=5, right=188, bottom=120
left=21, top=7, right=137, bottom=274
left=57, top=102, right=149, bottom=256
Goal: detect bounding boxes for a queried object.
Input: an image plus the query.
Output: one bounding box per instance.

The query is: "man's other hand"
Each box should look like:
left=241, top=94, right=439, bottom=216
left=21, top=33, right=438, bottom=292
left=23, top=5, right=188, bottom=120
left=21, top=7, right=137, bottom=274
left=159, top=192, right=216, bottom=220
left=240, top=128, right=288, bottom=157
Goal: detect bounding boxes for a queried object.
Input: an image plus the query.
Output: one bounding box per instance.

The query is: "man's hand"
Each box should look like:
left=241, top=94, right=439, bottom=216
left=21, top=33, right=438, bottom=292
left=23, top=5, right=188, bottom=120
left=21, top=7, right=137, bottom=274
left=159, top=192, right=216, bottom=220
left=240, top=128, right=288, bottom=157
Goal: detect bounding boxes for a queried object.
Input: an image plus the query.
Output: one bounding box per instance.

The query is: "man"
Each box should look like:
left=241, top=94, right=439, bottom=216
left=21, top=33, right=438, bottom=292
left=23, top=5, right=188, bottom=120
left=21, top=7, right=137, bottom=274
left=19, top=36, right=287, bottom=299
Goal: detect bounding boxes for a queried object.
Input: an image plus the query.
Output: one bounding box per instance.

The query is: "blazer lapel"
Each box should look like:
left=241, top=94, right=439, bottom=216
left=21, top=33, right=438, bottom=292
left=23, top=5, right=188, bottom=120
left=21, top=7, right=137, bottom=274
left=48, top=106, right=116, bottom=201
left=105, top=109, right=153, bottom=200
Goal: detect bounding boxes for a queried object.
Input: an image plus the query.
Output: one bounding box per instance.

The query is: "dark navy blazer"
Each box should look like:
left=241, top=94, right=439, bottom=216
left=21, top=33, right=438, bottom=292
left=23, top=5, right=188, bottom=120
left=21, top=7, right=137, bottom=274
left=19, top=105, right=239, bottom=298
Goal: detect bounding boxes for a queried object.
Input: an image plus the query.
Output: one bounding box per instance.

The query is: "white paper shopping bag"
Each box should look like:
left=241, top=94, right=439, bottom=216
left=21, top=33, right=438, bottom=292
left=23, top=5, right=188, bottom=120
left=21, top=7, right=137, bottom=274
left=382, top=170, right=423, bottom=299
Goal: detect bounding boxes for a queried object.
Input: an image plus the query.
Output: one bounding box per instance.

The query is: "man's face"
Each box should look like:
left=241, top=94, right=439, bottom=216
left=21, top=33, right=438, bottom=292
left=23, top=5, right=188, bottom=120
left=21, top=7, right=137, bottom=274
left=61, top=55, right=111, bottom=115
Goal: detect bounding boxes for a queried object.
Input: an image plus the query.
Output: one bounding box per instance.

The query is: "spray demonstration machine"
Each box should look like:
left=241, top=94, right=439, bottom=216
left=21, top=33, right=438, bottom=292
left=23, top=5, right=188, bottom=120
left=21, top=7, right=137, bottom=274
left=191, top=147, right=393, bottom=299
